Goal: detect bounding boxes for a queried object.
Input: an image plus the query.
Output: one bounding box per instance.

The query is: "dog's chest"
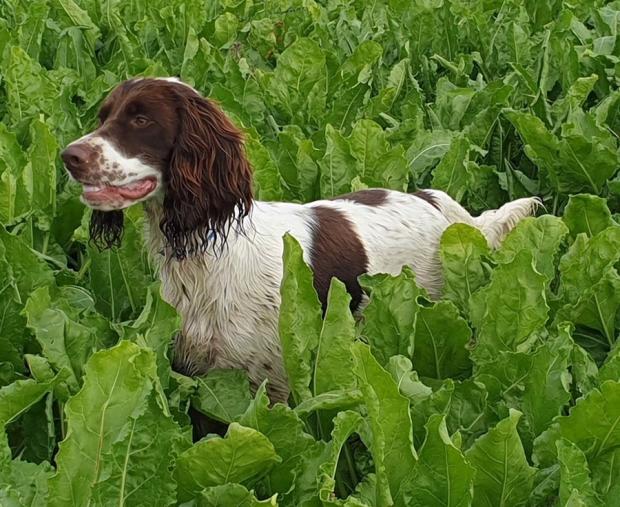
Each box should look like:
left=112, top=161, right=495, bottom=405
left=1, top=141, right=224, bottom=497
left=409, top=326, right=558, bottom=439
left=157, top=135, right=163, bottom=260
left=158, top=245, right=284, bottom=374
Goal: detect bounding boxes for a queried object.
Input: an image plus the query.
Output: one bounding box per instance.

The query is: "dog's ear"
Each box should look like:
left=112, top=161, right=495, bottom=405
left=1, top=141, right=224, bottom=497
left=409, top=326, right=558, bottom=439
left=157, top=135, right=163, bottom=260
left=161, top=91, right=253, bottom=259
left=89, top=210, right=124, bottom=250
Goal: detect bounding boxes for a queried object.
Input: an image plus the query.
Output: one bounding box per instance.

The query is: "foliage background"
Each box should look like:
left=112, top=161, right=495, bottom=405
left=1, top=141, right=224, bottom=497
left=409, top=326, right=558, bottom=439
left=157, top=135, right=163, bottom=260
left=1, top=0, right=620, bottom=505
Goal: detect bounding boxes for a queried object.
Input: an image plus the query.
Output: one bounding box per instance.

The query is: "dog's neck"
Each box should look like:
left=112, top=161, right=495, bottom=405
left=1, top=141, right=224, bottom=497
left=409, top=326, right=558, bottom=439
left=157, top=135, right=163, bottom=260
left=142, top=198, right=245, bottom=262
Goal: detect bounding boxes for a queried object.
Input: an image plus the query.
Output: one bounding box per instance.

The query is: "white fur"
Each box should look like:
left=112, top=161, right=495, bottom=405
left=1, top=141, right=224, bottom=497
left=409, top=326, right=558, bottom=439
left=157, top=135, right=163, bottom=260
left=143, top=191, right=539, bottom=401
left=66, top=135, right=162, bottom=211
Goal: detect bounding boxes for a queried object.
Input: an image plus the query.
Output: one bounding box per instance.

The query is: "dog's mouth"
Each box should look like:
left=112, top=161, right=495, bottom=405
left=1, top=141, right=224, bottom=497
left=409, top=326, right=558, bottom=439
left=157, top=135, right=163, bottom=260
left=80, top=177, right=158, bottom=206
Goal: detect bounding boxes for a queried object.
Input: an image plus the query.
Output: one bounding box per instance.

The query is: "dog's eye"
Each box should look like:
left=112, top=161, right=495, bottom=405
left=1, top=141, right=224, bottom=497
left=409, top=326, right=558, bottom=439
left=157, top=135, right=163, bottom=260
left=132, top=115, right=151, bottom=127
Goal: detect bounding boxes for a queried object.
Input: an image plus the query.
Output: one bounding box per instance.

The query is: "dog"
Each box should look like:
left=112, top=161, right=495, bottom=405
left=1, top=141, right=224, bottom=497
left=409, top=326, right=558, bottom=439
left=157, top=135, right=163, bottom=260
left=61, top=77, right=539, bottom=402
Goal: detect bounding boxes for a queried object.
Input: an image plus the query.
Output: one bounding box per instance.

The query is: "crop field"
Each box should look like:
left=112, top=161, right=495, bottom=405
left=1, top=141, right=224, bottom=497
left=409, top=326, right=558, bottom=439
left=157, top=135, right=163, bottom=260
left=1, top=0, right=620, bottom=505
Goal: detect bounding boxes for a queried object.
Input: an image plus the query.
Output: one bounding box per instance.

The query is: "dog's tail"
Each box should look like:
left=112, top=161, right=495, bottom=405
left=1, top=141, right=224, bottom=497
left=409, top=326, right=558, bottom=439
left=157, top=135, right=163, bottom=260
left=425, top=190, right=542, bottom=248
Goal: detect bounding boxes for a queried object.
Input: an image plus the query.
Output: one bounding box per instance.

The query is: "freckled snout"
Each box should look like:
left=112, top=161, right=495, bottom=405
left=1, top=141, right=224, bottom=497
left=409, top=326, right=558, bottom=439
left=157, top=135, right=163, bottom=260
left=61, top=143, right=97, bottom=179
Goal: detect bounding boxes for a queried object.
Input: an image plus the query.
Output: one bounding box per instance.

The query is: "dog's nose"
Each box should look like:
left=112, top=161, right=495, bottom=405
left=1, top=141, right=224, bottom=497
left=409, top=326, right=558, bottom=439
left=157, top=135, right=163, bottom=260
left=61, top=143, right=95, bottom=174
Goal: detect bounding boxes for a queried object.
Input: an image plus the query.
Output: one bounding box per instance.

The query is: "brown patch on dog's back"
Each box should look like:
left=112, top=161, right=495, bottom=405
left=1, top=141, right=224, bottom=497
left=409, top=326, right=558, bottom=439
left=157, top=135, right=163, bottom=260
left=333, top=189, right=388, bottom=206
left=310, top=206, right=368, bottom=311
left=414, top=190, right=440, bottom=211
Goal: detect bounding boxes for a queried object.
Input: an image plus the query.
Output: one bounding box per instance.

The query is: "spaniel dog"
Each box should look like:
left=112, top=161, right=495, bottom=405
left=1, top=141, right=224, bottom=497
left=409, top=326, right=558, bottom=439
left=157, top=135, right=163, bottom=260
left=61, top=77, right=539, bottom=402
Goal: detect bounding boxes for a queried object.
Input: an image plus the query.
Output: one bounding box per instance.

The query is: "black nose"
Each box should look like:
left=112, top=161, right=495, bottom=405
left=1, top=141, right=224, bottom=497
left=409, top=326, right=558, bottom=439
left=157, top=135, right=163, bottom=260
left=61, top=143, right=95, bottom=174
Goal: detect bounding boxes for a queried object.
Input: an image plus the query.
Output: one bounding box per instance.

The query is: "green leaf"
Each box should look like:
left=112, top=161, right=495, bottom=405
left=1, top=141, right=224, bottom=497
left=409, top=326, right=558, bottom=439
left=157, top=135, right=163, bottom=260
left=360, top=267, right=423, bottom=366
left=87, top=207, right=152, bottom=321
left=412, top=300, right=472, bottom=379
left=0, top=378, right=56, bottom=426
left=533, top=381, right=620, bottom=468
left=192, top=369, right=252, bottom=424
left=558, top=226, right=620, bottom=306
left=24, top=118, right=57, bottom=220
left=314, top=279, right=357, bottom=395
left=557, top=439, right=602, bottom=506
left=319, top=125, right=359, bottom=198
left=465, top=410, right=535, bottom=507
left=563, top=194, right=615, bottom=239
left=505, top=110, right=618, bottom=194
left=404, top=414, right=475, bottom=507
left=48, top=341, right=188, bottom=507
left=317, top=410, right=365, bottom=503
left=24, top=286, right=110, bottom=392
left=591, top=447, right=620, bottom=507
left=121, top=283, right=179, bottom=389
left=440, top=223, right=490, bottom=313
left=278, top=234, right=322, bottom=404
left=189, top=484, right=276, bottom=506
left=431, top=135, right=472, bottom=201
left=555, top=267, right=620, bottom=347
left=0, top=432, right=52, bottom=507
left=352, top=342, right=417, bottom=506
left=495, top=216, right=569, bottom=282
left=470, top=250, right=549, bottom=361
left=246, top=135, right=284, bottom=201
left=240, top=384, right=321, bottom=497
left=348, top=119, right=409, bottom=191
left=175, top=423, right=280, bottom=503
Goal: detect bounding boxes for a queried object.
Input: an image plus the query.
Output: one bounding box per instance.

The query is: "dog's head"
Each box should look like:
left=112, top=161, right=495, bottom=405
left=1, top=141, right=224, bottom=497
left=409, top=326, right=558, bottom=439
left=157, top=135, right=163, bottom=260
left=62, top=77, right=253, bottom=258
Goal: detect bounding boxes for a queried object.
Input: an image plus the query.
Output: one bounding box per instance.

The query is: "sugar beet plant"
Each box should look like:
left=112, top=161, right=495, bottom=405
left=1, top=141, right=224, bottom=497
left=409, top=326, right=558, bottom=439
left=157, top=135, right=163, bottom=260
left=1, top=0, right=620, bottom=506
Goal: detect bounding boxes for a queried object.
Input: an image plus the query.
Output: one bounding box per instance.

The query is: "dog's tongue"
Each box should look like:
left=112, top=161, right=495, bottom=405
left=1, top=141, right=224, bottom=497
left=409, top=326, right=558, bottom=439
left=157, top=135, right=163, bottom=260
left=83, top=179, right=156, bottom=203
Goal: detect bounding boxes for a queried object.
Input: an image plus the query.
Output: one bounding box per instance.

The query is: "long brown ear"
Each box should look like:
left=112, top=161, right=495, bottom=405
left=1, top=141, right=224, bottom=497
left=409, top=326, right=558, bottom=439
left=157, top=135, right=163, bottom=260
left=161, top=91, right=253, bottom=259
left=89, top=210, right=124, bottom=250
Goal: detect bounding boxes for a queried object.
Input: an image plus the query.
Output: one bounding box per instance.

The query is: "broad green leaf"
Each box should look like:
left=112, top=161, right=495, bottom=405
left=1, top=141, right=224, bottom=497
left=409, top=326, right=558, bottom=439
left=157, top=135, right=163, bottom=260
left=412, top=300, right=473, bottom=379
left=600, top=341, right=620, bottom=383
left=522, top=328, right=573, bottom=436
left=24, top=118, right=57, bottom=220
left=319, top=125, right=358, bottom=198
left=213, top=12, right=239, bottom=48
left=246, top=135, right=284, bottom=201
left=406, top=129, right=454, bottom=182
left=403, top=414, right=475, bottom=507
left=240, top=384, right=322, bottom=497
left=563, top=194, right=615, bottom=238
left=175, top=423, right=280, bottom=503
left=431, top=135, right=472, bottom=201
left=0, top=431, right=52, bottom=507
left=317, top=410, right=365, bottom=503
left=557, top=439, right=602, bottom=507
left=314, top=279, right=356, bottom=395
left=495, top=215, right=569, bottom=282
left=24, top=286, right=112, bottom=392
left=348, top=119, right=409, bottom=191
left=279, top=234, right=322, bottom=404
left=476, top=327, right=573, bottom=446
left=505, top=110, right=618, bottom=194
left=360, top=267, right=423, bottom=365
left=440, top=223, right=490, bottom=313
left=591, top=447, right=620, bottom=507
left=465, top=410, right=535, bottom=507
left=571, top=344, right=600, bottom=396
left=555, top=267, right=620, bottom=347
left=0, top=378, right=55, bottom=426
left=120, top=282, right=179, bottom=388
left=189, top=484, right=276, bottom=506
left=192, top=369, right=252, bottom=424
left=470, top=250, right=549, bottom=361
left=0, top=225, right=54, bottom=298
left=87, top=206, right=152, bottom=321
left=533, top=381, right=620, bottom=467
left=294, top=389, right=363, bottom=417
left=558, top=226, right=620, bottom=306
left=352, top=342, right=417, bottom=506
left=48, top=341, right=188, bottom=507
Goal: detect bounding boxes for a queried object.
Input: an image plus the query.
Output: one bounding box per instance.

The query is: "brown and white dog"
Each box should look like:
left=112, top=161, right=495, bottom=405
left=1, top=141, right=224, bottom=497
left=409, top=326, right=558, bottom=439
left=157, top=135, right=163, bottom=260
left=61, top=77, right=539, bottom=402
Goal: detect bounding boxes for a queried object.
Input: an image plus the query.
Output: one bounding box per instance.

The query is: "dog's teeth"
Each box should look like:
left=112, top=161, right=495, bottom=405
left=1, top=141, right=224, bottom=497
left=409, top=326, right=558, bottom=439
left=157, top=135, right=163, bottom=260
left=83, top=185, right=101, bottom=192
